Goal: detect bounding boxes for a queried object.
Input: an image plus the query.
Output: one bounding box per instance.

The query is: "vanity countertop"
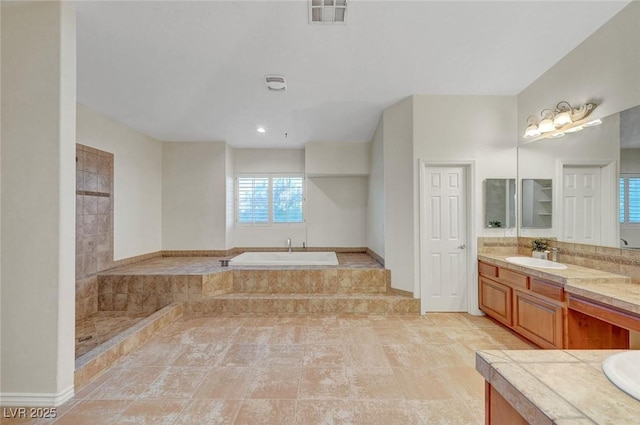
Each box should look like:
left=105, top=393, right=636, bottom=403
left=476, top=349, right=640, bottom=425
left=478, top=253, right=640, bottom=315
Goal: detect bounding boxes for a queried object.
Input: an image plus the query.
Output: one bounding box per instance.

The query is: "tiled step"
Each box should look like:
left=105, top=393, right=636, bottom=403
left=231, top=269, right=389, bottom=294
left=188, top=293, right=419, bottom=316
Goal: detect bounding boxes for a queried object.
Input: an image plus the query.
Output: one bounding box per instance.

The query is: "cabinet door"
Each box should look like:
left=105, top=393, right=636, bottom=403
left=513, top=290, right=563, bottom=348
left=479, top=277, right=512, bottom=327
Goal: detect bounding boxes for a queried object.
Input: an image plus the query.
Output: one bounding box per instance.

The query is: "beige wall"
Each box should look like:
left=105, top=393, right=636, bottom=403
left=306, top=176, right=368, bottom=247
left=367, top=120, right=385, bottom=259
left=382, top=97, right=415, bottom=293
left=1, top=1, right=76, bottom=405
left=162, top=142, right=228, bottom=250
left=305, top=142, right=370, bottom=176
left=77, top=104, right=162, bottom=260
left=517, top=2, right=640, bottom=138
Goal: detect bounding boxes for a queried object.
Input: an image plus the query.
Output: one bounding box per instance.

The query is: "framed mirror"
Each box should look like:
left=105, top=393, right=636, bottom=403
left=484, top=179, right=516, bottom=228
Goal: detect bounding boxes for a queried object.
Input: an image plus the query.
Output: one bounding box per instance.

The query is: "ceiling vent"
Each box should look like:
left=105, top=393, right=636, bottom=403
left=309, top=0, right=347, bottom=24
left=265, top=75, right=287, bottom=92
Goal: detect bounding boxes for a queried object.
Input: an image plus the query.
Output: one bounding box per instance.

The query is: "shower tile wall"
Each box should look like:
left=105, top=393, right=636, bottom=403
left=76, top=144, right=114, bottom=319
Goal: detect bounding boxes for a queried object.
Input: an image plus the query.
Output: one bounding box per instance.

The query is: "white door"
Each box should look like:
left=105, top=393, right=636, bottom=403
left=563, top=166, right=601, bottom=244
left=421, top=166, right=468, bottom=312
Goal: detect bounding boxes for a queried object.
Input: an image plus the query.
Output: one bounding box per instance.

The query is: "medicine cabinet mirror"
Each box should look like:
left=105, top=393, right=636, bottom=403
left=484, top=179, right=516, bottom=229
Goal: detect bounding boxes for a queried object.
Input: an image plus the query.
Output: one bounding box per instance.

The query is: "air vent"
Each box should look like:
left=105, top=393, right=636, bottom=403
left=265, top=75, right=287, bottom=91
left=309, top=0, right=347, bottom=24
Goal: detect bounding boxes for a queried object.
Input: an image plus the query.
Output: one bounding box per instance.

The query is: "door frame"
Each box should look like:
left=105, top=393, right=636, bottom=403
left=555, top=159, right=618, bottom=247
left=418, top=159, right=478, bottom=315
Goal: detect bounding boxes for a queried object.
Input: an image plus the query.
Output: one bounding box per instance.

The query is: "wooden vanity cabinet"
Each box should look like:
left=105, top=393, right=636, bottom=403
left=479, top=261, right=566, bottom=349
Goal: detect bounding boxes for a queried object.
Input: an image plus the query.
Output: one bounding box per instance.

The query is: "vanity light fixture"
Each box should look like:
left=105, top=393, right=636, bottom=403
left=522, top=101, right=598, bottom=141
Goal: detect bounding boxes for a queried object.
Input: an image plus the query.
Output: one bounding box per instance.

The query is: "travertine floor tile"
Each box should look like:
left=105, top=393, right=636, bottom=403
left=294, top=400, right=355, bottom=425
left=233, top=399, right=296, bottom=425
left=116, top=399, right=188, bottom=425
left=192, top=367, right=254, bottom=399
left=299, top=367, right=350, bottom=399
left=247, top=367, right=301, bottom=399
left=12, top=313, right=538, bottom=425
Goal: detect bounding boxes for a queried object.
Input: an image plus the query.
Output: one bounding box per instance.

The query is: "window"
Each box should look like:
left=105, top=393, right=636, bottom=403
left=619, top=174, right=640, bottom=224
left=236, top=174, right=304, bottom=225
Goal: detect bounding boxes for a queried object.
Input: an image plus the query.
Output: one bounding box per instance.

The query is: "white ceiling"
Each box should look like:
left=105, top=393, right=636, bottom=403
left=73, top=0, right=631, bottom=148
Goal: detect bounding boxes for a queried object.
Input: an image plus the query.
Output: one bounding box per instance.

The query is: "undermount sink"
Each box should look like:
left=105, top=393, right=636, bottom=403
left=603, top=351, right=640, bottom=401
left=505, top=256, right=567, bottom=270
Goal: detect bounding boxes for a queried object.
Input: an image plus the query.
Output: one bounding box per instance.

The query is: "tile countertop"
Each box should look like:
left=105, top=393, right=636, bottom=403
left=476, top=349, right=640, bottom=425
left=478, top=253, right=640, bottom=315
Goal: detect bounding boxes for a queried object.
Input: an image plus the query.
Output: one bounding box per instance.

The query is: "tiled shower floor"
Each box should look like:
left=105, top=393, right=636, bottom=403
left=75, top=312, right=150, bottom=358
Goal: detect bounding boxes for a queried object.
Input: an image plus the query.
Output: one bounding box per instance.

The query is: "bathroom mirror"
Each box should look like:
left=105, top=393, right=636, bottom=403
left=518, top=104, right=640, bottom=247
left=484, top=179, right=516, bottom=228
left=521, top=179, right=552, bottom=229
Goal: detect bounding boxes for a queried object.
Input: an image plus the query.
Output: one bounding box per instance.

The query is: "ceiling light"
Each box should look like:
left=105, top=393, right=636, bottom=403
left=309, top=0, right=347, bottom=24
left=257, top=127, right=266, bottom=133
left=523, top=101, right=598, bottom=141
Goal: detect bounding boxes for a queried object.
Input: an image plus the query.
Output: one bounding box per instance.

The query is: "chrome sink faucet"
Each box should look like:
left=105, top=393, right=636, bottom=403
left=287, top=238, right=292, bottom=253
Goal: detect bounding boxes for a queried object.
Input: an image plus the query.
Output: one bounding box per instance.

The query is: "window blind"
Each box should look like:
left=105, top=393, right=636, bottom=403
left=272, top=176, right=304, bottom=223
left=237, top=176, right=269, bottom=224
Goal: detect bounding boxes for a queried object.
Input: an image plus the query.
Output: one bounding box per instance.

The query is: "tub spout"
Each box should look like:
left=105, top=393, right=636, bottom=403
left=287, top=238, right=292, bottom=253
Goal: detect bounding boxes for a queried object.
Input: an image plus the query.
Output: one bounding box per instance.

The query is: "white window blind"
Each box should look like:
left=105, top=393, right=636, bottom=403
left=236, top=174, right=304, bottom=225
left=620, top=174, right=640, bottom=224
left=237, top=176, right=269, bottom=224
left=272, top=176, right=304, bottom=223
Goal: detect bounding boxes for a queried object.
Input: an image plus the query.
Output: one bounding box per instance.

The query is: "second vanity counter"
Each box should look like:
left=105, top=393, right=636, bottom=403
left=476, top=349, right=640, bottom=425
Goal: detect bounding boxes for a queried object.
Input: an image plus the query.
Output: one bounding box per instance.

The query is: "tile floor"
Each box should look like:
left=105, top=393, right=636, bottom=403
left=4, top=313, right=537, bottom=425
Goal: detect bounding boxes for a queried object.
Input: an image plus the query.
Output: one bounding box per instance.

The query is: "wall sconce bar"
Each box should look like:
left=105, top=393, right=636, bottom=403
left=522, top=101, right=600, bottom=143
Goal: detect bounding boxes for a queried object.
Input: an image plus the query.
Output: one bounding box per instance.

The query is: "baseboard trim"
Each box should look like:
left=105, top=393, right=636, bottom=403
left=0, top=386, right=74, bottom=407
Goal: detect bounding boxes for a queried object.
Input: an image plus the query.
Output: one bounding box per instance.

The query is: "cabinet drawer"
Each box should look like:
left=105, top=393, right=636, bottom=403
left=479, top=262, right=498, bottom=278
left=530, top=278, right=564, bottom=301
left=498, top=268, right=528, bottom=290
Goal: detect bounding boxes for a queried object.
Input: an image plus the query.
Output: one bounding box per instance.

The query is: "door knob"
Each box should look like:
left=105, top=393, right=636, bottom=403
left=457, top=244, right=466, bottom=249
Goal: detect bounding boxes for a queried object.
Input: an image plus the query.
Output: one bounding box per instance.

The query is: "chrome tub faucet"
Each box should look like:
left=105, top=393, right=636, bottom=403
left=287, top=238, right=292, bottom=253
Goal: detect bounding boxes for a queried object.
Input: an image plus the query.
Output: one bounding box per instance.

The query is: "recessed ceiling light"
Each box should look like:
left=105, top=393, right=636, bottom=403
left=257, top=127, right=266, bottom=133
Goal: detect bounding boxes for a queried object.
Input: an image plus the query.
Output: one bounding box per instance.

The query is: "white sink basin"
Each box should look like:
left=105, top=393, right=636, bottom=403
left=505, top=256, right=567, bottom=269
left=603, top=351, right=640, bottom=401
